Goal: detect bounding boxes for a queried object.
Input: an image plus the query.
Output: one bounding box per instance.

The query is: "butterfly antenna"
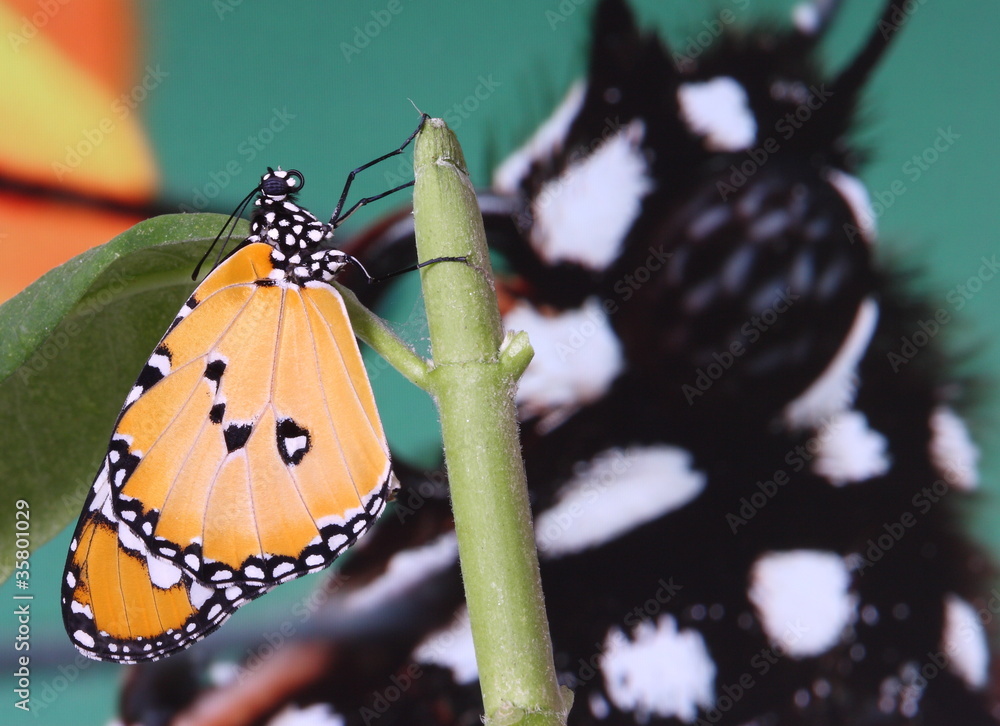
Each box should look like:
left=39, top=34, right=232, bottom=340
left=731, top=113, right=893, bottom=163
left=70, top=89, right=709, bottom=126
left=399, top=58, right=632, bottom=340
left=192, top=185, right=261, bottom=280
left=819, top=0, right=904, bottom=134
left=347, top=254, right=467, bottom=285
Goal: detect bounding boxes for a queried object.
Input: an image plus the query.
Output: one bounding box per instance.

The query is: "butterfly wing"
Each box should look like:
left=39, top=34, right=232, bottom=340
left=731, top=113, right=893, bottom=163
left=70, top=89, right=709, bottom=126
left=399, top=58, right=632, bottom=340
left=62, top=241, right=395, bottom=661
left=61, top=460, right=270, bottom=662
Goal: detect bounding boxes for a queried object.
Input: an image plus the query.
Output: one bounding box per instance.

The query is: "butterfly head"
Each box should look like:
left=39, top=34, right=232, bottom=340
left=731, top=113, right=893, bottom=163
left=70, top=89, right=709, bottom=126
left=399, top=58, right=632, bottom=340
left=259, top=167, right=304, bottom=201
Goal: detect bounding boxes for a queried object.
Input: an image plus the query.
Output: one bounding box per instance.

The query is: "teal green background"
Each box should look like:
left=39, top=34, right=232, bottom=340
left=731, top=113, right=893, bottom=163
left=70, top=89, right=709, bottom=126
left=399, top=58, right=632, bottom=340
left=3, top=1, right=998, bottom=722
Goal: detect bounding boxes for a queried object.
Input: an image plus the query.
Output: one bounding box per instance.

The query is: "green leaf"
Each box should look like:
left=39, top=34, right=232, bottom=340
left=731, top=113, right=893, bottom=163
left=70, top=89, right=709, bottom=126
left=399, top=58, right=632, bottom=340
left=0, top=213, right=238, bottom=583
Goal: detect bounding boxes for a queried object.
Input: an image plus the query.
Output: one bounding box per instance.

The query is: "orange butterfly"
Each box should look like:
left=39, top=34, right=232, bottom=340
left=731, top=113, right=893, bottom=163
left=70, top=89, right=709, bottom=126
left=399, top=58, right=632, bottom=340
left=60, top=121, right=437, bottom=661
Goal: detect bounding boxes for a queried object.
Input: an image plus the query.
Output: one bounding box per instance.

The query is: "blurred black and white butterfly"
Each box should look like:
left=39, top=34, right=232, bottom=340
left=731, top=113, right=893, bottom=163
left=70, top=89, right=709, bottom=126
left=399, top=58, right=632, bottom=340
left=121, top=1, right=999, bottom=724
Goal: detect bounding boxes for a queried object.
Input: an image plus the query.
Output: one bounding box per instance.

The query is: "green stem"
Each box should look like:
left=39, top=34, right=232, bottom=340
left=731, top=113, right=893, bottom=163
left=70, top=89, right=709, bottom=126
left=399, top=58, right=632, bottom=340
left=412, top=118, right=568, bottom=726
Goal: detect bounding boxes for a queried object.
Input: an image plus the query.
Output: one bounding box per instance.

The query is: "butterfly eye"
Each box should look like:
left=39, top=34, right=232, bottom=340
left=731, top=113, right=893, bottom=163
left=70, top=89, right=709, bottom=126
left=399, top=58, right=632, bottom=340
left=260, top=174, right=292, bottom=197
left=260, top=170, right=304, bottom=197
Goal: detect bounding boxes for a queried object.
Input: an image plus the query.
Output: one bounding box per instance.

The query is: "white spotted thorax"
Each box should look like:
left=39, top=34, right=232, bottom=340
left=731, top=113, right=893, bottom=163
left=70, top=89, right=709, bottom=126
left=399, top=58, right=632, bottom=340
left=245, top=168, right=350, bottom=286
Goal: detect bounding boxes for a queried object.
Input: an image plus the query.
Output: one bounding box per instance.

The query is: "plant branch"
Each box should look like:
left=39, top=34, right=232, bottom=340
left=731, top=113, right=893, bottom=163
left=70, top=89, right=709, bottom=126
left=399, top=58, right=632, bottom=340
left=335, top=281, right=431, bottom=389
left=412, top=118, right=567, bottom=726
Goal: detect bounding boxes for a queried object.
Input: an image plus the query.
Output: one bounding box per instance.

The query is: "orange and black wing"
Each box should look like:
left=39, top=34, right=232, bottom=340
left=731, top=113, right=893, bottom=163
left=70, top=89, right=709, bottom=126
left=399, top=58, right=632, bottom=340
left=61, top=460, right=270, bottom=662
left=62, top=241, right=395, bottom=661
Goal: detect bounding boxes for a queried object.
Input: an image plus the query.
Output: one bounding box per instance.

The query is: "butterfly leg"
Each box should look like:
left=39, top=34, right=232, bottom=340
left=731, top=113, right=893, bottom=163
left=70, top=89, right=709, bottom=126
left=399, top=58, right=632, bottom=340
left=330, top=114, right=430, bottom=227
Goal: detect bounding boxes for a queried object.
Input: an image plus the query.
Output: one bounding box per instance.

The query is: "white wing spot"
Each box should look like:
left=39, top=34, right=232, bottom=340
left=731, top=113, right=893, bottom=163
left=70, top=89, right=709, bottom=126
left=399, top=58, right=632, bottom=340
left=929, top=407, right=980, bottom=490
left=147, top=554, right=184, bottom=589
left=942, top=594, right=989, bottom=689
left=190, top=581, right=213, bottom=609
left=589, top=692, right=611, bottom=720
left=148, top=352, right=171, bottom=376
left=244, top=565, right=265, bottom=580
left=268, top=704, right=346, bottom=726
left=601, top=616, right=716, bottom=722
left=117, top=522, right=145, bottom=553
left=344, top=533, right=458, bottom=612
left=285, top=435, right=308, bottom=458
left=530, top=120, right=652, bottom=269
left=506, top=298, right=624, bottom=427
left=793, top=2, right=821, bottom=34
left=327, top=533, right=348, bottom=551
left=536, top=445, right=705, bottom=558
left=412, top=606, right=478, bottom=685
left=71, top=600, right=94, bottom=619
left=749, top=550, right=856, bottom=658
left=812, top=411, right=891, bottom=485
left=124, top=385, right=143, bottom=407
left=677, top=77, right=757, bottom=152
left=494, top=80, right=586, bottom=194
